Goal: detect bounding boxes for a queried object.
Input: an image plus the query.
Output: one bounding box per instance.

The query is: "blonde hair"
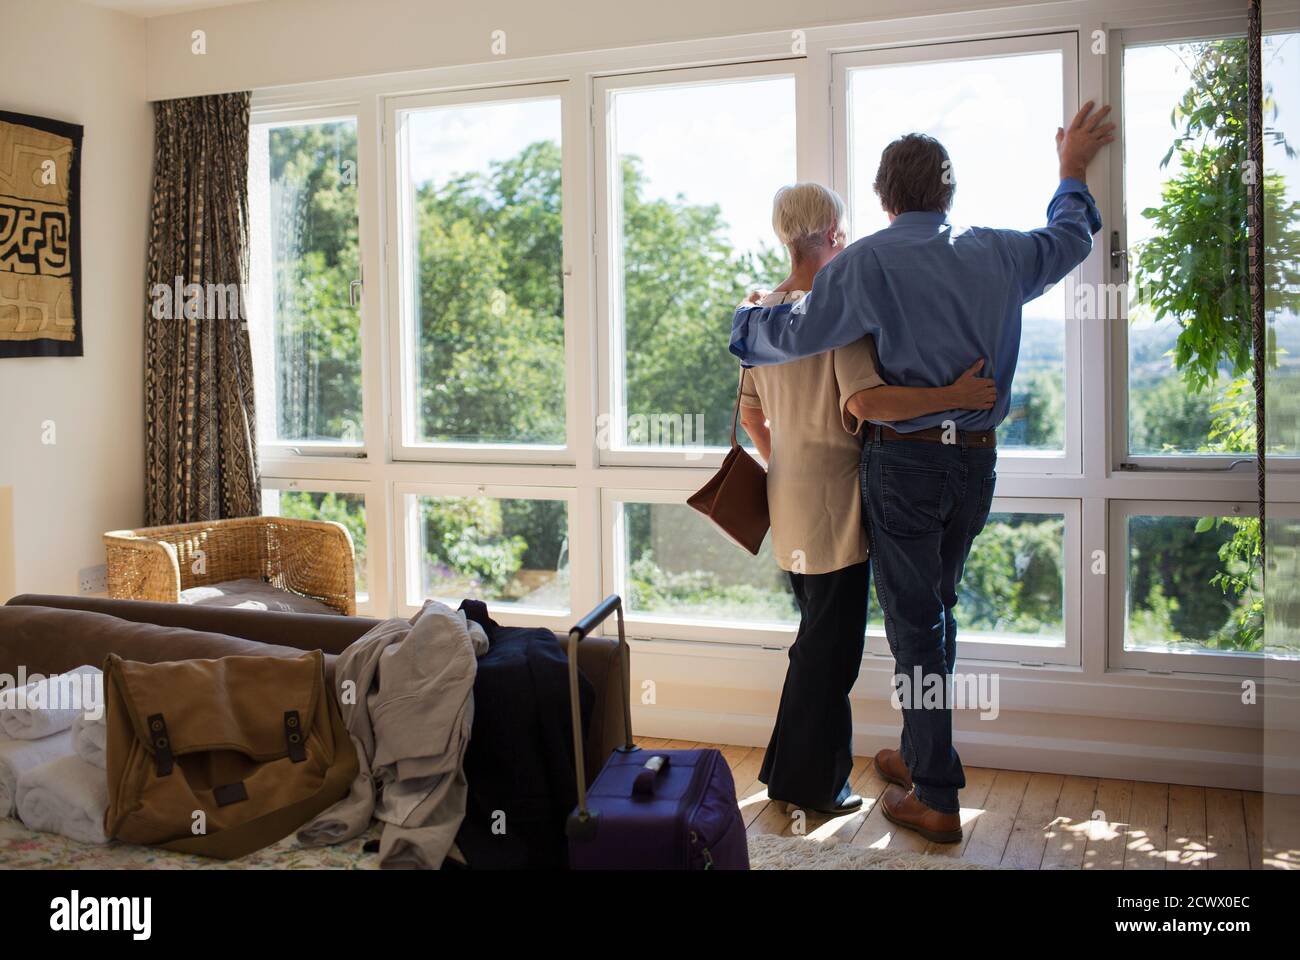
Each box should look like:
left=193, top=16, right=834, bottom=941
left=771, top=182, right=847, bottom=259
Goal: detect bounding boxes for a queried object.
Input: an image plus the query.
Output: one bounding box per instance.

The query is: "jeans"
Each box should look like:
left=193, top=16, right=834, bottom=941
left=860, top=428, right=997, bottom=815
left=760, top=560, right=870, bottom=807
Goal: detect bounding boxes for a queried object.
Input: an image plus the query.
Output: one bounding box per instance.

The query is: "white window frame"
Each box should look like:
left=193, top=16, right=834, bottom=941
left=244, top=0, right=1300, bottom=741
left=384, top=81, right=578, bottom=466
left=259, top=477, right=387, bottom=617
left=249, top=104, right=370, bottom=460
left=592, top=59, right=805, bottom=469
left=600, top=486, right=797, bottom=646
left=1107, top=18, right=1299, bottom=474
left=830, top=32, right=1083, bottom=477
left=861, top=496, right=1082, bottom=666
left=1108, top=499, right=1291, bottom=679
left=393, top=480, right=577, bottom=628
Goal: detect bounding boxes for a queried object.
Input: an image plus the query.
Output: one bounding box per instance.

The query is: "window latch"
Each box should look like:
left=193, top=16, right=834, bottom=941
left=348, top=278, right=362, bottom=308
left=1109, top=230, right=1128, bottom=279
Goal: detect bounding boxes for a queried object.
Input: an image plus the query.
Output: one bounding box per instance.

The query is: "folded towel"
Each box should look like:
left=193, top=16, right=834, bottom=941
left=0, top=731, right=75, bottom=817
left=0, top=665, right=102, bottom=740
left=16, top=754, right=109, bottom=844
left=71, top=712, right=107, bottom=770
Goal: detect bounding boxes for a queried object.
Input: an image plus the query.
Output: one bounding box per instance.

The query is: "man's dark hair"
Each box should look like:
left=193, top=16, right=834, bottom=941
left=873, top=133, right=955, bottom=215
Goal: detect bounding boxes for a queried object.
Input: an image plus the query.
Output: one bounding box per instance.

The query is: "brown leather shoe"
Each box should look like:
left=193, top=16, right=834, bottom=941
left=880, top=783, right=962, bottom=844
left=873, top=748, right=913, bottom=790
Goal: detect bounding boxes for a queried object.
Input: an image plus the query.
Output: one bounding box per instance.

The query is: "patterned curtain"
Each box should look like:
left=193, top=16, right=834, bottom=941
left=144, top=92, right=260, bottom=525
left=1247, top=0, right=1265, bottom=555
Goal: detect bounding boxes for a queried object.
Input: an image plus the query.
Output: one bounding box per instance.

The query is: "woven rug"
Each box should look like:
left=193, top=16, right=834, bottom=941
left=747, top=834, right=986, bottom=870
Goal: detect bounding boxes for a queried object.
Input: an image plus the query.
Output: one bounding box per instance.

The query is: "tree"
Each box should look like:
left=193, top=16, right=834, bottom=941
left=267, top=122, right=362, bottom=441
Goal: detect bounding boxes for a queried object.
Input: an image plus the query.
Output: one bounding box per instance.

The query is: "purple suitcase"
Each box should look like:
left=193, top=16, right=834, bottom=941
left=564, top=596, right=749, bottom=870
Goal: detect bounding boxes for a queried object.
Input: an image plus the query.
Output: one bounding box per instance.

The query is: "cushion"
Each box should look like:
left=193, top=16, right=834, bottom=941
left=179, top=578, right=341, bottom=616
left=0, top=605, right=338, bottom=682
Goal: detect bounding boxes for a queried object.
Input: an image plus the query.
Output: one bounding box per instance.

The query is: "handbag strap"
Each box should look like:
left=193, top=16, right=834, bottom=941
left=731, top=367, right=748, bottom=450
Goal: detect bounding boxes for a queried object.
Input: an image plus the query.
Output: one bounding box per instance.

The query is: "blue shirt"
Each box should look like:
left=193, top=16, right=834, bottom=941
left=729, top=178, right=1102, bottom=433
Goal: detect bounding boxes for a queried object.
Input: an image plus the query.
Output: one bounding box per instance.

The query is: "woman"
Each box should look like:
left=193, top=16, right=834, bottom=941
left=739, top=182, right=994, bottom=814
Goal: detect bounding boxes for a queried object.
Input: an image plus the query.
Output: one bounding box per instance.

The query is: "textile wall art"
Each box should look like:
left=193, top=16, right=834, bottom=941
left=0, top=110, right=83, bottom=358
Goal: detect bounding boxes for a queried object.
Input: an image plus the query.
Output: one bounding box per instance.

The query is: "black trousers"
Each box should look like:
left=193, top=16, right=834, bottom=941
left=759, top=560, right=870, bottom=806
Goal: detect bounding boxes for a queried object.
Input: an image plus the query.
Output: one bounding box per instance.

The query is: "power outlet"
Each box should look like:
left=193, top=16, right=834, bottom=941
left=78, top=564, right=107, bottom=596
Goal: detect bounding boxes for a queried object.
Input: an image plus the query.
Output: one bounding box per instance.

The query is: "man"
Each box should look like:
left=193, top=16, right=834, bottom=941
left=730, top=102, right=1114, bottom=842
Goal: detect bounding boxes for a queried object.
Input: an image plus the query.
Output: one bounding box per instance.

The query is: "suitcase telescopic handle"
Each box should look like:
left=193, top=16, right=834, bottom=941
left=567, top=594, right=637, bottom=825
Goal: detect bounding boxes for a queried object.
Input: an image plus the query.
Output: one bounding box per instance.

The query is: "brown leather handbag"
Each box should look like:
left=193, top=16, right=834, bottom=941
left=687, top=369, right=771, bottom=555
left=103, top=650, right=357, bottom=859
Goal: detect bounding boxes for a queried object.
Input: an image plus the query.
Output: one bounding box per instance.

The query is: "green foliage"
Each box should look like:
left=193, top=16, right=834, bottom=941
left=627, top=551, right=798, bottom=623
left=420, top=497, right=527, bottom=595
left=1004, top=368, right=1063, bottom=451
left=267, top=122, right=362, bottom=441
left=1129, top=373, right=1217, bottom=454
left=620, top=156, right=787, bottom=446
left=958, top=516, right=1064, bottom=635
left=414, top=141, right=566, bottom=444
left=1131, top=39, right=1300, bottom=394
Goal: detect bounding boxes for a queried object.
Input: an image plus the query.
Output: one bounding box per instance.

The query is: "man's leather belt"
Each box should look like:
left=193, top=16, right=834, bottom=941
left=877, top=425, right=997, bottom=449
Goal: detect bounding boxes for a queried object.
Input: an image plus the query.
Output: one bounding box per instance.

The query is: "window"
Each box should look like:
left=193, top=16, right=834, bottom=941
left=836, top=35, right=1076, bottom=463
left=248, top=15, right=1296, bottom=729
left=861, top=501, right=1077, bottom=664
left=1264, top=31, right=1300, bottom=458
left=260, top=484, right=372, bottom=608
left=596, top=65, right=796, bottom=457
left=1119, top=37, right=1256, bottom=460
left=401, top=489, right=570, bottom=614
left=1111, top=502, right=1266, bottom=676
left=248, top=116, right=363, bottom=448
left=392, top=90, right=566, bottom=451
left=608, top=495, right=797, bottom=637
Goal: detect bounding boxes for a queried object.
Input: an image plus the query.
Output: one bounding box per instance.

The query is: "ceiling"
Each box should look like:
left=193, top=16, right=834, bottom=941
left=80, top=0, right=270, bottom=17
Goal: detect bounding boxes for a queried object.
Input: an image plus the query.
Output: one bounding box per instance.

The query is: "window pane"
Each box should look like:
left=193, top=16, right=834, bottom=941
left=846, top=51, right=1066, bottom=453
left=609, top=76, right=795, bottom=450
left=409, top=495, right=569, bottom=610
left=1125, top=513, right=1263, bottom=656
left=1265, top=32, right=1300, bottom=457
left=249, top=119, right=362, bottom=444
left=865, top=511, right=1066, bottom=645
left=400, top=98, right=565, bottom=446
left=619, top=502, right=797, bottom=625
left=1123, top=40, right=1253, bottom=457
left=261, top=489, right=368, bottom=598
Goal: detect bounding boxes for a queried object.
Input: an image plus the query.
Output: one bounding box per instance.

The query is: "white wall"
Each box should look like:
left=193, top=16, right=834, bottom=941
left=141, top=0, right=1064, bottom=100
left=0, top=0, right=151, bottom=596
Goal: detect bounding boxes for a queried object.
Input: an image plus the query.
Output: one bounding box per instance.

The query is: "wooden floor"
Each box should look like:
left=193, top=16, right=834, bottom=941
left=635, top=738, right=1300, bottom=869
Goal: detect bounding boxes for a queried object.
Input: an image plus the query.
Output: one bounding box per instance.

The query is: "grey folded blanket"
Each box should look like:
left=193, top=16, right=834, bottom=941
left=298, top=601, right=487, bottom=869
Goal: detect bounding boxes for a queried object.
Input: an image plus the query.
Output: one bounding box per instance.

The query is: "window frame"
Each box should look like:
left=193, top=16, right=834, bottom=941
left=591, top=58, right=805, bottom=469
left=248, top=104, right=369, bottom=460
left=1105, top=19, right=1299, bottom=473
left=1107, top=498, right=1292, bottom=679
left=600, top=486, right=798, bottom=645
left=393, top=480, right=577, bottom=627
left=384, top=80, right=579, bottom=466
left=244, top=1, right=1300, bottom=739
left=830, top=31, right=1083, bottom=476
left=861, top=496, right=1082, bottom=666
